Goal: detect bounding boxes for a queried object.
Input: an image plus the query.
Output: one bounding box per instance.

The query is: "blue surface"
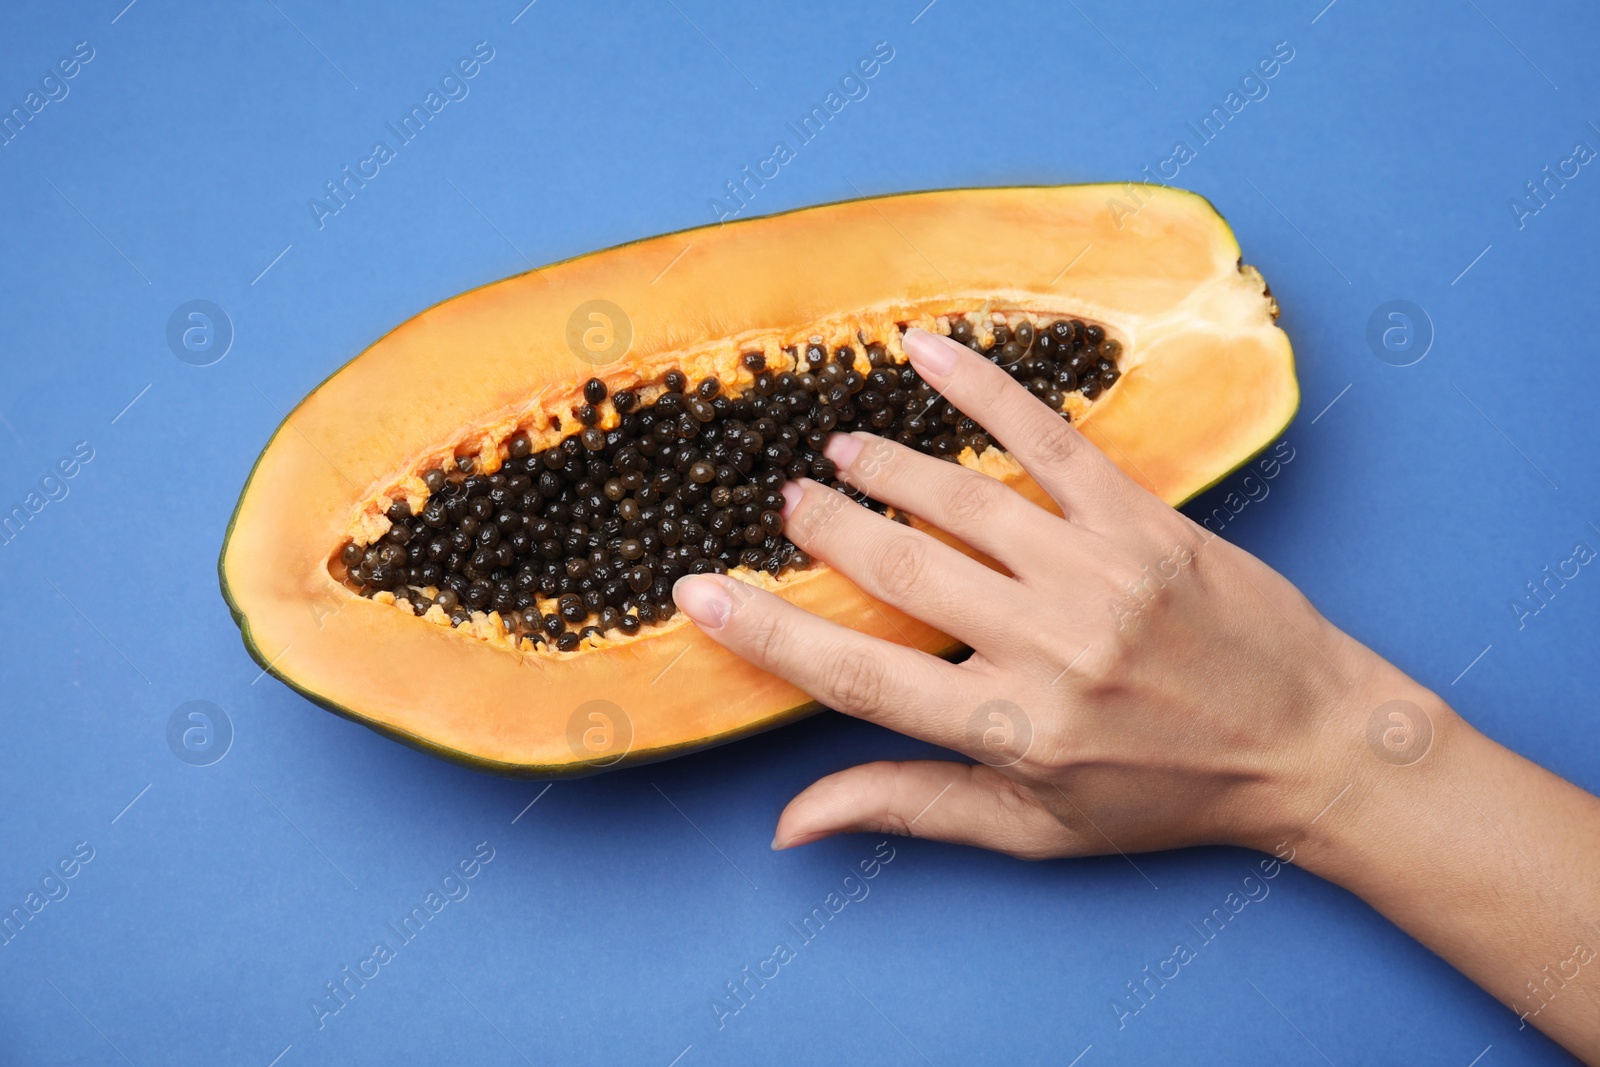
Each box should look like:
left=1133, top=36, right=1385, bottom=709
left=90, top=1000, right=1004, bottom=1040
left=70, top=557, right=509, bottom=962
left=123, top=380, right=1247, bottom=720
left=2, top=1, right=1595, bottom=1063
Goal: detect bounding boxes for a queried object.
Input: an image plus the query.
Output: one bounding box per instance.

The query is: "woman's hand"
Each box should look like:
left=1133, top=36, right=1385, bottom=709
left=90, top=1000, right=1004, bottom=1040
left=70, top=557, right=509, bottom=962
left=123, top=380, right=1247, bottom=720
left=671, top=327, right=1408, bottom=859
left=671, top=326, right=1600, bottom=1062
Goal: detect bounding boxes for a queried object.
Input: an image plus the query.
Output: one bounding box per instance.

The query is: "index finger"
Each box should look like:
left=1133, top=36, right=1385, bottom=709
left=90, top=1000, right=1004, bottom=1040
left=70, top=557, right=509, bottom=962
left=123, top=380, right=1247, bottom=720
left=901, top=328, right=1137, bottom=523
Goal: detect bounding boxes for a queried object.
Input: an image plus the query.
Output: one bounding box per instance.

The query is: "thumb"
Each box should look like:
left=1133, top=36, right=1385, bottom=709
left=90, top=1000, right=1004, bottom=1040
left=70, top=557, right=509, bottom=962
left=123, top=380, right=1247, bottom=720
left=774, top=760, right=1074, bottom=861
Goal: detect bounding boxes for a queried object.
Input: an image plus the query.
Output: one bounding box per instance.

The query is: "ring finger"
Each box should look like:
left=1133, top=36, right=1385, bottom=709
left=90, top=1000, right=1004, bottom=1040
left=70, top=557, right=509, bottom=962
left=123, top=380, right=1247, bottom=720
left=673, top=573, right=988, bottom=751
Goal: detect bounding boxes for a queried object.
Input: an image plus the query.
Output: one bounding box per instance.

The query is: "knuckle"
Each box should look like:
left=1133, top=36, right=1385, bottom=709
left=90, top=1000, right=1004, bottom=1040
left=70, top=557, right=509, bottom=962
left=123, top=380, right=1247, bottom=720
left=1171, top=518, right=1216, bottom=569
left=871, top=535, right=929, bottom=601
left=1022, top=624, right=1073, bottom=667
left=940, top=471, right=1008, bottom=527
left=984, top=776, right=1072, bottom=859
left=1033, top=419, right=1082, bottom=469
left=1095, top=520, right=1213, bottom=633
left=1071, top=639, right=1132, bottom=699
left=968, top=360, right=1019, bottom=413
left=827, top=644, right=888, bottom=713
left=827, top=761, right=914, bottom=834
left=1011, top=747, right=1061, bottom=782
left=737, top=603, right=788, bottom=664
left=874, top=761, right=921, bottom=836
left=850, top=436, right=901, bottom=485
left=723, top=574, right=765, bottom=615
left=1019, top=720, right=1078, bottom=777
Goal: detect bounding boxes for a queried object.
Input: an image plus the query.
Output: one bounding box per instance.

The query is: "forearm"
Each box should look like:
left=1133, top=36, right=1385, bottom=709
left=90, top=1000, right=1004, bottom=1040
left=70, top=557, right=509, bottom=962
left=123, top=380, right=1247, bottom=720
left=1293, top=683, right=1600, bottom=1060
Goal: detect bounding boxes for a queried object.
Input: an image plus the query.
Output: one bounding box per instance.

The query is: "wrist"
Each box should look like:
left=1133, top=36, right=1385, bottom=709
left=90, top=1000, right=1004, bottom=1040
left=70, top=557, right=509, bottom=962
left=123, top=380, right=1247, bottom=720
left=1269, top=669, right=1470, bottom=887
left=1228, top=638, right=1471, bottom=876
left=1243, top=664, right=1600, bottom=1060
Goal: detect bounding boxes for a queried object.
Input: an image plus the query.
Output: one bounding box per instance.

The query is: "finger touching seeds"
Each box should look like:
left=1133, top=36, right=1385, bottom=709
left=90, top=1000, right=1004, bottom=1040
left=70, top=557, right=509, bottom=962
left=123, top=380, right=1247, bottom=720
left=672, top=576, right=731, bottom=628
left=821, top=432, right=1068, bottom=577
left=901, top=328, right=1132, bottom=519
left=776, top=478, right=1025, bottom=655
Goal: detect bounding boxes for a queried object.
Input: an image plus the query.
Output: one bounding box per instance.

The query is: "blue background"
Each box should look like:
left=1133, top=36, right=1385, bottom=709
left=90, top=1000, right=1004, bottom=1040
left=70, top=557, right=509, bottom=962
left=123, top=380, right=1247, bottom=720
left=2, top=1, right=1595, bottom=1063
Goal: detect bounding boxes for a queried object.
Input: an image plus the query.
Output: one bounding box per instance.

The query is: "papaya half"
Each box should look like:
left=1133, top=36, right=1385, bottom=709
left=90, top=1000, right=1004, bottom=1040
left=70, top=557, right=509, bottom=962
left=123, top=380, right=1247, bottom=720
left=219, top=185, right=1297, bottom=776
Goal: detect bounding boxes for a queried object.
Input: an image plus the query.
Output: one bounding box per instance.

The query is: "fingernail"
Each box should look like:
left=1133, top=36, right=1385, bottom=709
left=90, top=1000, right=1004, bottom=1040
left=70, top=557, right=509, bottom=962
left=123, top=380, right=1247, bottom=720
left=673, top=575, right=730, bottom=629
left=823, top=432, right=863, bottom=473
left=779, top=480, right=804, bottom=518
left=774, top=830, right=819, bottom=850
left=903, top=327, right=961, bottom=377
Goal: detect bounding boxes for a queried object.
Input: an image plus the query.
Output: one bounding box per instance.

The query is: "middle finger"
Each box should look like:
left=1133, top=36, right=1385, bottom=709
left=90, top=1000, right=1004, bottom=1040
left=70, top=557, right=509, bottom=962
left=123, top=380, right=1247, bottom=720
left=821, top=430, right=1077, bottom=584
left=781, top=477, right=1025, bottom=659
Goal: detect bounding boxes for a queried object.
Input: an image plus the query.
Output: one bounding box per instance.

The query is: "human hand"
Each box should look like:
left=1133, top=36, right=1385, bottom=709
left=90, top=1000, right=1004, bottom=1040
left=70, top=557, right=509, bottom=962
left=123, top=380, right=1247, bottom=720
left=670, top=327, right=1434, bottom=859
left=668, top=326, right=1600, bottom=1059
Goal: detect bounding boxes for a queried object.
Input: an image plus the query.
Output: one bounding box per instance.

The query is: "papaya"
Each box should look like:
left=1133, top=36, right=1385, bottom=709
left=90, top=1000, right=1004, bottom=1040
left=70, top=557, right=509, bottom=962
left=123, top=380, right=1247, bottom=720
left=220, top=185, right=1297, bottom=776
